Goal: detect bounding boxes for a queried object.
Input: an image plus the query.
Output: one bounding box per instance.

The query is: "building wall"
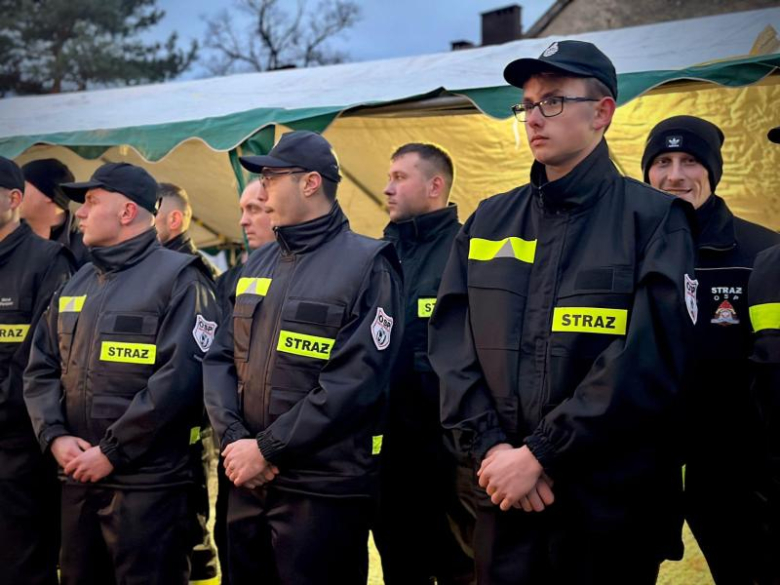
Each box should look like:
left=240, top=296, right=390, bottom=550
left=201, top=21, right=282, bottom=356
left=534, top=0, right=778, bottom=37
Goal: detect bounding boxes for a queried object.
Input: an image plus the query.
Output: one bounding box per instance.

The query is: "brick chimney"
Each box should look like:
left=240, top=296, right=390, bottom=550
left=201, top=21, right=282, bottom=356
left=481, top=4, right=523, bottom=46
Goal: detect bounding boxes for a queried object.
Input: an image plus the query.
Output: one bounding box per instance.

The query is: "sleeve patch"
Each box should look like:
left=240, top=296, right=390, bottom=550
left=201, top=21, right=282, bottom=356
left=193, top=314, right=218, bottom=352
left=685, top=274, right=699, bottom=325
left=370, top=307, right=393, bottom=351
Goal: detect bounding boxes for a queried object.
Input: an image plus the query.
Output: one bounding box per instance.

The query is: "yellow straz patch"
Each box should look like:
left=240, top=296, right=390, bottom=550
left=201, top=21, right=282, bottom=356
left=276, top=330, right=334, bottom=360
left=750, top=302, right=780, bottom=332
left=0, top=324, right=29, bottom=342
left=236, top=277, right=272, bottom=297
left=372, top=435, right=383, bottom=455
left=552, top=307, right=628, bottom=335
left=59, top=295, right=87, bottom=313
left=468, top=237, right=537, bottom=264
left=99, top=341, right=157, bottom=364
left=418, top=298, right=437, bottom=318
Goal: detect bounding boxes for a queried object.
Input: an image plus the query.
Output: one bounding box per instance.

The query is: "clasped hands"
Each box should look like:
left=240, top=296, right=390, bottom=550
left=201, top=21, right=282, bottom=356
left=51, top=435, right=114, bottom=483
left=477, top=443, right=555, bottom=512
left=223, top=439, right=279, bottom=489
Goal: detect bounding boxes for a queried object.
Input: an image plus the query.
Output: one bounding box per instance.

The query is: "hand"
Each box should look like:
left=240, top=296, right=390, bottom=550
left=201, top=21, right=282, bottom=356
left=514, top=473, right=555, bottom=512
left=64, top=446, right=114, bottom=483
left=223, top=439, right=279, bottom=489
left=477, top=445, right=543, bottom=511
left=50, top=436, right=92, bottom=468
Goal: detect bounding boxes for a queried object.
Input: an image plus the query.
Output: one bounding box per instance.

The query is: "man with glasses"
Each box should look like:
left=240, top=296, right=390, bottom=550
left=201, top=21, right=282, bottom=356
left=204, top=131, right=403, bottom=585
left=642, top=116, right=780, bottom=584
left=428, top=40, right=697, bottom=583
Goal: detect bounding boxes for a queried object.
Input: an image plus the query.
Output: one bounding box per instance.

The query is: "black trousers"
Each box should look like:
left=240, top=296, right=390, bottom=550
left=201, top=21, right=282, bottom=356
left=474, top=503, right=662, bottom=585
left=215, top=454, right=232, bottom=585
left=374, top=431, right=476, bottom=585
left=60, top=483, right=195, bottom=585
left=227, top=485, right=370, bottom=585
left=0, top=443, right=60, bottom=585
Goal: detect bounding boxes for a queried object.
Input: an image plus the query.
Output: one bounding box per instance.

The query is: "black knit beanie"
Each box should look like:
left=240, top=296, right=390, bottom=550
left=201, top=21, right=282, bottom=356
left=22, top=158, right=74, bottom=210
left=641, top=116, right=725, bottom=192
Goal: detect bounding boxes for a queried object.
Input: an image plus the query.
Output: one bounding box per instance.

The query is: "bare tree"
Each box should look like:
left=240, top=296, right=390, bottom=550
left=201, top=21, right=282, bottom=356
left=202, top=0, right=360, bottom=76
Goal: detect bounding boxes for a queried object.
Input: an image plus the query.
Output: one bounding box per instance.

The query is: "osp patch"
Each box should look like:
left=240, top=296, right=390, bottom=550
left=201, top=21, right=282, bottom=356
left=193, top=314, right=217, bottom=352
left=371, top=307, right=393, bottom=351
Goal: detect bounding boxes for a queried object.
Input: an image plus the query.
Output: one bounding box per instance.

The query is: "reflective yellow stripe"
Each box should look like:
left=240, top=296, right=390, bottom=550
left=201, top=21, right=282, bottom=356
left=236, top=277, right=272, bottom=297
left=0, top=324, right=29, bottom=343
left=99, top=341, right=157, bottom=364
left=277, top=330, right=335, bottom=360
left=418, top=298, right=437, bottom=318
left=59, top=295, right=87, bottom=313
left=750, top=302, right=780, bottom=332
left=372, top=435, right=383, bottom=456
left=552, top=307, right=628, bottom=335
left=189, top=427, right=201, bottom=446
left=468, top=237, right=537, bottom=263
left=190, top=578, right=220, bottom=585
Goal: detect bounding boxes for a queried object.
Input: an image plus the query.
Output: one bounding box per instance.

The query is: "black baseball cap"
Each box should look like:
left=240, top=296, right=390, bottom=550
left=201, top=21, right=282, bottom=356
left=61, top=162, right=160, bottom=214
left=22, top=158, right=74, bottom=210
left=769, top=127, right=780, bottom=144
left=240, top=131, right=342, bottom=183
left=504, top=40, right=618, bottom=100
left=0, top=156, right=25, bottom=192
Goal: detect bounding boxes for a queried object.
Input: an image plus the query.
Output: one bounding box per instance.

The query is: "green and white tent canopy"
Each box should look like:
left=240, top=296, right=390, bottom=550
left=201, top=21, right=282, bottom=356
left=1, top=7, right=778, bottom=247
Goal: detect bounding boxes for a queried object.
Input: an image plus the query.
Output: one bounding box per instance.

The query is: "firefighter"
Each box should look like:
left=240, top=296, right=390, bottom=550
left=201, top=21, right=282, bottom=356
left=203, top=131, right=403, bottom=585
left=21, top=158, right=90, bottom=267
left=428, top=41, right=697, bottom=584
left=642, top=116, right=780, bottom=584
left=374, top=142, right=475, bottom=585
left=23, top=162, right=219, bottom=585
left=0, top=156, right=72, bottom=585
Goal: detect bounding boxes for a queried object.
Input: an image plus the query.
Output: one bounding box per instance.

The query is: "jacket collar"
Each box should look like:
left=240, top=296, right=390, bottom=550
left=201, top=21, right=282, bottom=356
left=695, top=194, right=736, bottom=251
left=530, top=139, right=618, bottom=212
left=383, top=204, right=459, bottom=243
left=0, top=221, right=32, bottom=266
left=164, top=231, right=198, bottom=256
left=274, top=202, right=348, bottom=256
left=90, top=228, right=160, bottom=274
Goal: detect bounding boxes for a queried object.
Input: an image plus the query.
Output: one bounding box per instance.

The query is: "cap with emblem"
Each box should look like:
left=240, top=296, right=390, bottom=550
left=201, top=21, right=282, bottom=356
left=769, top=126, right=780, bottom=144
left=503, top=40, right=618, bottom=100
left=239, top=131, right=341, bottom=183
left=22, top=159, right=74, bottom=210
left=641, top=115, right=725, bottom=192
left=0, top=156, right=25, bottom=193
left=61, top=162, right=160, bottom=214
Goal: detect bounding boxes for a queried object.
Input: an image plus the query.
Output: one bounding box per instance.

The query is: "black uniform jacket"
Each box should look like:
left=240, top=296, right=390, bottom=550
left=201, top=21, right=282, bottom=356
left=686, top=195, right=780, bottom=463
left=748, top=244, right=780, bottom=502
left=429, top=140, right=697, bottom=557
left=164, top=230, right=221, bottom=281
left=382, top=204, right=460, bottom=435
left=204, top=203, right=403, bottom=498
left=50, top=210, right=89, bottom=268
left=24, top=229, right=219, bottom=488
left=0, top=222, right=72, bottom=448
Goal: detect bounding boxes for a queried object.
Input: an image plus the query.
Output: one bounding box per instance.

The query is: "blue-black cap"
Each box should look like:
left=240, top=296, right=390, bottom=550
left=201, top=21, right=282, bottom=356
left=0, top=156, right=25, bottom=192
left=769, top=127, right=780, bottom=144
left=239, top=131, right=341, bottom=183
left=504, top=40, right=618, bottom=100
left=61, top=162, right=159, bottom=214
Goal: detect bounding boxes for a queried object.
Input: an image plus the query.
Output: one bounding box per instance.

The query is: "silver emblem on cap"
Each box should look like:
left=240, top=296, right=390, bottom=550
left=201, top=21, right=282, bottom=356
left=666, top=136, right=682, bottom=148
left=542, top=42, right=559, bottom=57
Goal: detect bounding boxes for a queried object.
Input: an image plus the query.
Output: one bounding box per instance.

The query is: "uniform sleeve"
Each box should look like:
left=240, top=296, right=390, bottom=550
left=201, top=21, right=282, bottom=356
left=23, top=269, right=73, bottom=451
left=97, top=268, right=219, bottom=468
left=748, top=244, right=780, bottom=496
left=428, top=213, right=508, bottom=462
left=255, top=251, right=404, bottom=464
left=525, top=200, right=696, bottom=473
left=203, top=270, right=252, bottom=448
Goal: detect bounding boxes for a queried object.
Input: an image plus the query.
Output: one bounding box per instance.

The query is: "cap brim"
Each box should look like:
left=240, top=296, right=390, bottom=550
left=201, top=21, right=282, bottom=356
left=769, top=126, right=780, bottom=144
left=239, top=155, right=295, bottom=173
left=60, top=179, right=104, bottom=203
left=503, top=58, right=595, bottom=89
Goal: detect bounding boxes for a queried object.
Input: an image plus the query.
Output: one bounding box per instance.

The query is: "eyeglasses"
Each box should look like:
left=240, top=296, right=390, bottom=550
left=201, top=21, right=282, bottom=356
left=260, top=169, right=307, bottom=184
left=511, top=96, right=600, bottom=122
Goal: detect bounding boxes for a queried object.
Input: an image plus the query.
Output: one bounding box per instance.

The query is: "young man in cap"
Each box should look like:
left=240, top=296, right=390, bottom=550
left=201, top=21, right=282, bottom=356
left=21, top=158, right=90, bottom=267
left=204, top=131, right=403, bottom=585
left=23, top=162, right=219, bottom=585
left=0, top=156, right=72, bottom=585
left=745, top=126, right=780, bottom=584
left=375, top=143, right=475, bottom=585
left=643, top=115, right=780, bottom=584
left=428, top=40, right=697, bottom=583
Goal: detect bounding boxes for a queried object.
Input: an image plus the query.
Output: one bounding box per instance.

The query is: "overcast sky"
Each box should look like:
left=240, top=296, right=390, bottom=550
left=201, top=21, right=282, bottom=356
left=153, top=0, right=556, bottom=78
